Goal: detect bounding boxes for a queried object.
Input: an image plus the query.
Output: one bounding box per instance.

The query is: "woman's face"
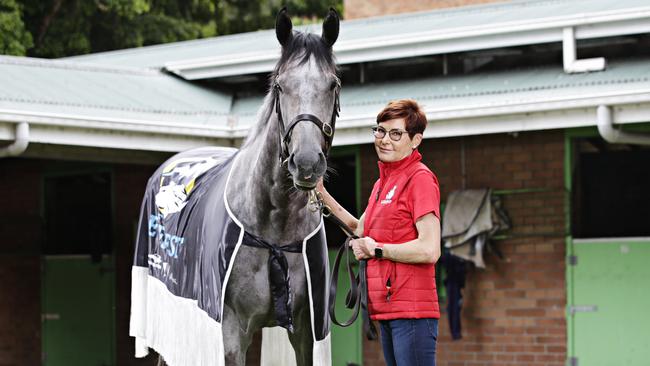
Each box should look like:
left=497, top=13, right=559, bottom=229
left=374, top=118, right=422, bottom=163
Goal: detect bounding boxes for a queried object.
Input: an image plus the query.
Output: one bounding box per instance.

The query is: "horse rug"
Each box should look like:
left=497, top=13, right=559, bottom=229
left=441, top=188, right=510, bottom=268
left=130, top=146, right=330, bottom=366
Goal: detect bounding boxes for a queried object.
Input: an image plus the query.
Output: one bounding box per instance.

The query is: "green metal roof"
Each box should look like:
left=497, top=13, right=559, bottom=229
left=0, top=56, right=232, bottom=125
left=234, top=58, right=650, bottom=122
left=343, top=59, right=650, bottom=113
left=62, top=0, right=650, bottom=80
left=231, top=58, right=650, bottom=142
left=2, top=55, right=650, bottom=150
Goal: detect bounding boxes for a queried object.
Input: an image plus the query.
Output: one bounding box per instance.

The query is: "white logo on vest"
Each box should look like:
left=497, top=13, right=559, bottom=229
left=381, top=185, right=398, bottom=205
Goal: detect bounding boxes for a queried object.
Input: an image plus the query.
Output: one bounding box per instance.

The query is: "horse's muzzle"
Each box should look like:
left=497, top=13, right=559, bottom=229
left=287, top=151, right=326, bottom=191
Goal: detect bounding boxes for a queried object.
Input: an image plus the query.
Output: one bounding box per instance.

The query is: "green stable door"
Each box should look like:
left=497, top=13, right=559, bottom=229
left=42, top=256, right=115, bottom=366
left=570, top=239, right=650, bottom=366
left=329, top=249, right=363, bottom=366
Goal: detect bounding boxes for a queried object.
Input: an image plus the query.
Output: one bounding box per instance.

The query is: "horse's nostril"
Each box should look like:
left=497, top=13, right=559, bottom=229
left=287, top=154, right=297, bottom=171
left=315, top=152, right=326, bottom=174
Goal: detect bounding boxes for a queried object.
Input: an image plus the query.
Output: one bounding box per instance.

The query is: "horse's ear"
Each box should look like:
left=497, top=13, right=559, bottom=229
left=276, top=7, right=293, bottom=47
left=321, top=8, right=340, bottom=47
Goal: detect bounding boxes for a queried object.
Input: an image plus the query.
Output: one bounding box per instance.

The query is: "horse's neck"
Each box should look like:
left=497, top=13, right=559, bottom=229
left=227, top=113, right=319, bottom=243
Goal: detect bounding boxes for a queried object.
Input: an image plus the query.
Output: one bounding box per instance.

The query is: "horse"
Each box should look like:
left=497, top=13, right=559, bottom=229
left=130, top=8, right=341, bottom=366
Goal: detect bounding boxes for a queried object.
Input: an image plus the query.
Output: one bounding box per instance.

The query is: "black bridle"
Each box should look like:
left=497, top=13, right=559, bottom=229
left=271, top=75, right=340, bottom=163
left=272, top=74, right=377, bottom=340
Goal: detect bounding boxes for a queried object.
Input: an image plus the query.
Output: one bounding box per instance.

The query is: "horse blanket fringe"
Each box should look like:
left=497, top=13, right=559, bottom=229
left=129, top=147, right=331, bottom=366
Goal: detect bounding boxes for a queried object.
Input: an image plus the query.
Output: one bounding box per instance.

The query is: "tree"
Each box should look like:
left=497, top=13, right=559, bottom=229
left=215, top=0, right=344, bottom=35
left=1, top=0, right=342, bottom=58
left=19, top=0, right=218, bottom=58
left=0, top=0, right=33, bottom=55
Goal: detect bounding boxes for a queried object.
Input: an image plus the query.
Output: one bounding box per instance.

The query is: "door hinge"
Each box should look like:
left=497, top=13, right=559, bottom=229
left=569, top=356, right=578, bottom=366
left=569, top=255, right=578, bottom=266
left=569, top=305, right=598, bottom=315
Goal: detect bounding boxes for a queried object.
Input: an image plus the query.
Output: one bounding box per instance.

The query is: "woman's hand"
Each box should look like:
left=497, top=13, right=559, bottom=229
left=350, top=237, right=377, bottom=260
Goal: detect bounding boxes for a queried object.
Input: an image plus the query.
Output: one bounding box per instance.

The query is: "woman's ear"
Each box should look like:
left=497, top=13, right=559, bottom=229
left=412, top=134, right=423, bottom=149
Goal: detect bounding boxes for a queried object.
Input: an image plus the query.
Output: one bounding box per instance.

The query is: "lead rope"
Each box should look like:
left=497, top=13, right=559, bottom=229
left=310, top=191, right=378, bottom=340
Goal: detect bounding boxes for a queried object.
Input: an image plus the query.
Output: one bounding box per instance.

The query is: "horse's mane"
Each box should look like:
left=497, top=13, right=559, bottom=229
left=273, top=31, right=336, bottom=75
left=241, top=31, right=337, bottom=149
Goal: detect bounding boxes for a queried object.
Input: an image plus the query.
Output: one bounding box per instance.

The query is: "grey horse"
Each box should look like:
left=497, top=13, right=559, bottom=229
left=139, top=8, right=340, bottom=366
left=220, top=9, right=340, bottom=366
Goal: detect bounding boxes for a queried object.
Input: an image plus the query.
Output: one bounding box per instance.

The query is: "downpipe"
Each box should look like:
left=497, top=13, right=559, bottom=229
left=597, top=105, right=650, bottom=146
left=0, top=122, right=30, bottom=157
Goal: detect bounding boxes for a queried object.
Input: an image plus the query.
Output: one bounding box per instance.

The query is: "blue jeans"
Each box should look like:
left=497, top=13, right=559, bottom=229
left=379, top=318, right=438, bottom=366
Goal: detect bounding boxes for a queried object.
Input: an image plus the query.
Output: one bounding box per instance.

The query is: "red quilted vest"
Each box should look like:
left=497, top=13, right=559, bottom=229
left=363, top=150, right=440, bottom=320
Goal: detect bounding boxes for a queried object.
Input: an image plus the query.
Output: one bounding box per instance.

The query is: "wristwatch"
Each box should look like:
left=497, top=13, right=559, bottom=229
left=374, top=243, right=384, bottom=259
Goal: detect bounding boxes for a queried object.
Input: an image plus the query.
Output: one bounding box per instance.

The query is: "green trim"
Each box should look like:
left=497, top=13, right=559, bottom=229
left=355, top=149, right=362, bottom=216
left=40, top=255, right=46, bottom=362
left=564, top=129, right=575, bottom=362
left=492, top=187, right=553, bottom=195
left=330, top=145, right=363, bottom=216
left=328, top=145, right=363, bottom=362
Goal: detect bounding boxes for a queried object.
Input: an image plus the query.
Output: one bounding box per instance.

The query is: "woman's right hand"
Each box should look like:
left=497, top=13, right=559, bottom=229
left=350, top=237, right=377, bottom=260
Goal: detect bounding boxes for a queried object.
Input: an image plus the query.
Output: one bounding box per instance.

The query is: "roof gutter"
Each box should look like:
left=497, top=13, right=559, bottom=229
left=0, top=108, right=244, bottom=138
left=597, top=105, right=650, bottom=146
left=0, top=122, right=29, bottom=157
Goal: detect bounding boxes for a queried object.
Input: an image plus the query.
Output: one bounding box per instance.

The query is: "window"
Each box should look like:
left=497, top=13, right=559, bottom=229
left=44, top=172, right=113, bottom=258
left=572, top=138, right=650, bottom=238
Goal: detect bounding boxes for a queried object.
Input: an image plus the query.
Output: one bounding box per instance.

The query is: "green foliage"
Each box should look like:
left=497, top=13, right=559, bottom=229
left=0, top=0, right=33, bottom=55
left=1, top=0, right=342, bottom=58
left=215, top=0, right=344, bottom=35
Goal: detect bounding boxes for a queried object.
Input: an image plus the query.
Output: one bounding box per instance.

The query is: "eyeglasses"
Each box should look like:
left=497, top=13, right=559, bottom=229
left=372, top=126, right=408, bottom=141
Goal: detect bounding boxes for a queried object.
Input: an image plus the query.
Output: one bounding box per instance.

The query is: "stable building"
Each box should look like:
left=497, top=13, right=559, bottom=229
left=1, top=0, right=650, bottom=365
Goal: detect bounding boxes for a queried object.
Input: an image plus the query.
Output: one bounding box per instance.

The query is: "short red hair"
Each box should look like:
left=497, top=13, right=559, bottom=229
left=376, top=99, right=427, bottom=138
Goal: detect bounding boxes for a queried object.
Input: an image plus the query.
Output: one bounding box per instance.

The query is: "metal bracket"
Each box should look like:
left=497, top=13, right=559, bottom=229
left=563, top=27, right=606, bottom=73
left=569, top=305, right=598, bottom=315
left=569, top=255, right=578, bottom=266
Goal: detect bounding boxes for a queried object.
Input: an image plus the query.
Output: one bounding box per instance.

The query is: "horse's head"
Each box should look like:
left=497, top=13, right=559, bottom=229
left=272, top=8, right=340, bottom=191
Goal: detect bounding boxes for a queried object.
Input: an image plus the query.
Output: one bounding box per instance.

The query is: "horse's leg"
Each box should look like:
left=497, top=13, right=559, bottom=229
left=222, top=303, right=254, bottom=366
left=223, top=247, right=275, bottom=365
left=285, top=252, right=315, bottom=366
left=287, top=304, right=314, bottom=366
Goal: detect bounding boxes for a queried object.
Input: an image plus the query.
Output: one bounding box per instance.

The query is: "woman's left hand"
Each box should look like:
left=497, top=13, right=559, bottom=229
left=349, top=237, right=377, bottom=260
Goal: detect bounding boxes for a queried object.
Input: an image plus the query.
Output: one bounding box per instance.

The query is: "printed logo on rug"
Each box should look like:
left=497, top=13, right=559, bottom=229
left=155, top=156, right=221, bottom=217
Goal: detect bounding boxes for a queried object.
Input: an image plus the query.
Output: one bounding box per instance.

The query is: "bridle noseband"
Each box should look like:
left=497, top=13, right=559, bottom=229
left=272, top=75, right=340, bottom=163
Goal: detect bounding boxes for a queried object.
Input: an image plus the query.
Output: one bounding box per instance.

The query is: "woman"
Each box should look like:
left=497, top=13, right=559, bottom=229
left=318, top=99, right=441, bottom=366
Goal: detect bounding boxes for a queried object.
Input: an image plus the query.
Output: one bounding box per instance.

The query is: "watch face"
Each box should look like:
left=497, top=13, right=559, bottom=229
left=374, top=247, right=383, bottom=259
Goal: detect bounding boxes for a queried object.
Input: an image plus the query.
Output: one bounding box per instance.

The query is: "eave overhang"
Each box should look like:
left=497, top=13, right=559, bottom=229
left=3, top=88, right=649, bottom=152
left=166, top=6, right=650, bottom=80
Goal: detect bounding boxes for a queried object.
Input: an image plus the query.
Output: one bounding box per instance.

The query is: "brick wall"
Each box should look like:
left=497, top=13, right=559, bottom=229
left=0, top=158, right=43, bottom=366
left=344, top=0, right=508, bottom=19
left=359, top=130, right=567, bottom=366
